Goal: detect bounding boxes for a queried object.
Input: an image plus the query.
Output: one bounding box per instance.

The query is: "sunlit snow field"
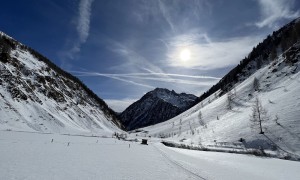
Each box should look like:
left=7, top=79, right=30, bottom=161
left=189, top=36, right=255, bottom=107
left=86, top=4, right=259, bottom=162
left=1, top=130, right=299, bottom=180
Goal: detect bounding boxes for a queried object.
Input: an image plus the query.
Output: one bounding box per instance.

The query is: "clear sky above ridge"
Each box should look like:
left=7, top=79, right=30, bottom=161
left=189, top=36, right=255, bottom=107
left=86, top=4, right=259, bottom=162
left=0, top=0, right=299, bottom=111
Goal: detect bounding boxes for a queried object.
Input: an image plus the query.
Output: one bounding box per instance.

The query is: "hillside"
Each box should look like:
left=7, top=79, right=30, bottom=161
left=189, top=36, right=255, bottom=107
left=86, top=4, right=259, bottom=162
left=141, top=19, right=300, bottom=159
left=195, top=17, right=300, bottom=103
left=0, top=32, right=123, bottom=135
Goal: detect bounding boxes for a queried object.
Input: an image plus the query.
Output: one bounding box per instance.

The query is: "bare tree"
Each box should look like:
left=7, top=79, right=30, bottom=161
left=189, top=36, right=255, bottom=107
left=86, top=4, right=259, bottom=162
left=253, top=77, right=260, bottom=91
left=233, top=87, right=237, bottom=97
left=227, top=91, right=233, bottom=110
left=198, top=110, right=204, bottom=126
left=250, top=97, right=269, bottom=134
left=214, top=93, right=218, bottom=99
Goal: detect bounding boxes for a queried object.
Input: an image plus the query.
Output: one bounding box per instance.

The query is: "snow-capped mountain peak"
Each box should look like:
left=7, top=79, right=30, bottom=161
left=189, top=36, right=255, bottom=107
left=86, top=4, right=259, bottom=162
left=146, top=88, right=197, bottom=109
left=119, top=88, right=197, bottom=131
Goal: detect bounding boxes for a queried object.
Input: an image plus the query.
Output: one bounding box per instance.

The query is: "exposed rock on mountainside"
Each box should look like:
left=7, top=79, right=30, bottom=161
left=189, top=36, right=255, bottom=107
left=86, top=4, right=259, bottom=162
left=119, top=88, right=197, bottom=131
left=0, top=31, right=123, bottom=134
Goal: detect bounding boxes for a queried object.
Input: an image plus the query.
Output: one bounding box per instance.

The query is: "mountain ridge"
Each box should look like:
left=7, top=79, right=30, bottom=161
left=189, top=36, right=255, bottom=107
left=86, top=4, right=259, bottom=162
left=119, top=88, right=197, bottom=131
left=0, top=31, right=123, bottom=134
left=194, top=17, right=300, bottom=104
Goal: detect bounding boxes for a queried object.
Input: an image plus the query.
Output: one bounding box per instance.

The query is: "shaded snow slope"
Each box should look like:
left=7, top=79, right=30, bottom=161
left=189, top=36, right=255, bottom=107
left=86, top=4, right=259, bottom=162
left=0, top=32, right=122, bottom=135
left=143, top=43, right=300, bottom=157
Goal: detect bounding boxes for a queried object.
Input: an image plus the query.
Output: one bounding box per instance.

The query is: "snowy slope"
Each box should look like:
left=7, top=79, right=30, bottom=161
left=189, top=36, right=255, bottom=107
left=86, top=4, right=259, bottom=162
left=0, top=32, right=122, bottom=135
left=143, top=43, right=300, bottom=158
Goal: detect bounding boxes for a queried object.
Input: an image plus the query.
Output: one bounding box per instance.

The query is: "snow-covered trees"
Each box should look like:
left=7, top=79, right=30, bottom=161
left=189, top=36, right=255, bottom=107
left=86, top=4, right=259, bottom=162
left=250, top=97, right=269, bottom=134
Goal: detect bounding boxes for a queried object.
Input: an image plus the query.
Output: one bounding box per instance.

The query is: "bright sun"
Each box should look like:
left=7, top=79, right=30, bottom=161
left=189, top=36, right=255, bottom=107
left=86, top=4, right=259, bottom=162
left=180, top=49, right=191, bottom=61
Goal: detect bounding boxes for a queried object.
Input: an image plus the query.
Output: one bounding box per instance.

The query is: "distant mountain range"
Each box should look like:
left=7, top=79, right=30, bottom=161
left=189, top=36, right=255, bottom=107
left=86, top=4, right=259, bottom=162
left=0, top=31, right=123, bottom=134
left=119, top=88, right=197, bottom=131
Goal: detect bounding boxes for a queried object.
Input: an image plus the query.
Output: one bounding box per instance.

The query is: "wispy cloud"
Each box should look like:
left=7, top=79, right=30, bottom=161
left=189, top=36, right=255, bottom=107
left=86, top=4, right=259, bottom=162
left=77, top=0, right=94, bottom=43
left=105, top=76, right=155, bottom=89
left=108, top=39, right=165, bottom=74
left=100, top=38, right=181, bottom=89
left=64, top=0, right=94, bottom=59
left=99, top=30, right=236, bottom=92
left=255, top=0, right=299, bottom=28
left=157, top=0, right=175, bottom=33
left=166, top=33, right=261, bottom=69
left=74, top=71, right=155, bottom=89
left=166, top=32, right=211, bottom=47
left=130, top=0, right=210, bottom=33
left=71, top=70, right=220, bottom=88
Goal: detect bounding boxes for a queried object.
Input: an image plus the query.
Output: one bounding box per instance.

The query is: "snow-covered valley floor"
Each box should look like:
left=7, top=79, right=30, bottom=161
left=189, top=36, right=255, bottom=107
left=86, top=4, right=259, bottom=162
left=1, top=131, right=299, bottom=180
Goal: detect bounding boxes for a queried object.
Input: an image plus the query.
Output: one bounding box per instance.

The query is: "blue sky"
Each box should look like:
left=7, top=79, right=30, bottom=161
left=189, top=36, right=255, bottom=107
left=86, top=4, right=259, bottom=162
left=0, top=0, right=299, bottom=112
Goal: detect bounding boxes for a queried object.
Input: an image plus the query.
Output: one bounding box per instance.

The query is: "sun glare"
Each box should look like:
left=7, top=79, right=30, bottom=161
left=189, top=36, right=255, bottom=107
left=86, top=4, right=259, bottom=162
left=180, top=49, right=191, bottom=61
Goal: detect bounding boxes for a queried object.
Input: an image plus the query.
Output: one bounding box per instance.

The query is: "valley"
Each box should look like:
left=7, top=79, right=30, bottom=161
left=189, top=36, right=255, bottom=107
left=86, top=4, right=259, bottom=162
left=0, top=2, right=300, bottom=179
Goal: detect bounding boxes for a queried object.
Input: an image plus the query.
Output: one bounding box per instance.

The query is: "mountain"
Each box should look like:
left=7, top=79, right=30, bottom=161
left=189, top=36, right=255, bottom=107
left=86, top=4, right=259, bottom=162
left=195, top=17, right=300, bottom=104
left=0, top=31, right=123, bottom=134
left=119, top=88, right=197, bottom=131
left=142, top=18, right=300, bottom=158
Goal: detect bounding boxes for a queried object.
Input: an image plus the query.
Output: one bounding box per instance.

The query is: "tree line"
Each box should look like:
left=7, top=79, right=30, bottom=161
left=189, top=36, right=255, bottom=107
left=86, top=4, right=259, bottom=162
left=194, top=18, right=300, bottom=105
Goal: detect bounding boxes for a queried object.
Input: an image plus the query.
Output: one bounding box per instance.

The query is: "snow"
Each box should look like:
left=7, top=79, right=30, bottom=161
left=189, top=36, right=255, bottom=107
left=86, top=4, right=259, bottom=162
left=160, top=146, right=300, bottom=180
left=0, top=45, right=121, bottom=135
left=0, top=131, right=197, bottom=180
left=0, top=130, right=299, bottom=180
left=0, top=31, right=14, bottom=40
left=143, top=51, right=300, bottom=157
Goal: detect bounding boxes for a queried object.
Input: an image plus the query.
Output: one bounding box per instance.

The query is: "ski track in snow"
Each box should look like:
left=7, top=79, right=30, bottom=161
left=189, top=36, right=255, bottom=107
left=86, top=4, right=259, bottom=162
left=1, top=131, right=300, bottom=180
left=153, top=144, right=206, bottom=180
left=0, top=131, right=198, bottom=180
